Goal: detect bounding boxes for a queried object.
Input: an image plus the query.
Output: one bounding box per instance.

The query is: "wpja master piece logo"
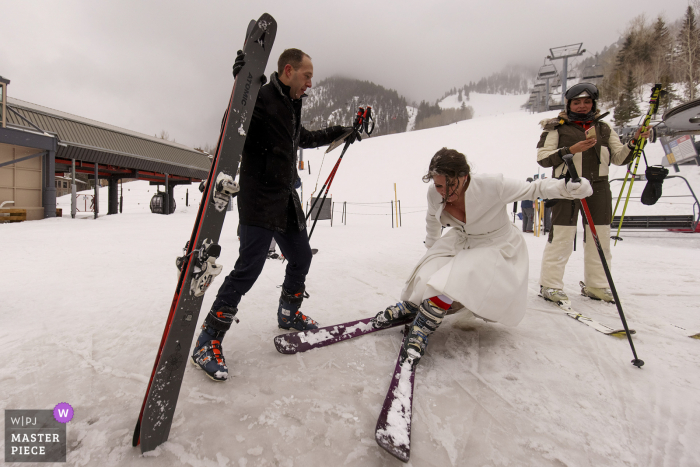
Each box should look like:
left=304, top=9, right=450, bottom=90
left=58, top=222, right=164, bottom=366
left=5, top=403, right=73, bottom=463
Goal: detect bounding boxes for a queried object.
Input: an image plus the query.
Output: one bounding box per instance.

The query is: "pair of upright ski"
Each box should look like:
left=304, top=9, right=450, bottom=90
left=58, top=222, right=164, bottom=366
left=274, top=316, right=417, bottom=462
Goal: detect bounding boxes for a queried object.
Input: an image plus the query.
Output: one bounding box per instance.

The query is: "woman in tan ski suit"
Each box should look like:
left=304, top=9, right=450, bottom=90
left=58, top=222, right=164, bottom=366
left=536, top=82, right=648, bottom=306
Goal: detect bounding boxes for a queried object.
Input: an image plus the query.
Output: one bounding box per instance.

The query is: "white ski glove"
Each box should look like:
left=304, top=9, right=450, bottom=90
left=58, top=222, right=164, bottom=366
left=565, top=177, right=593, bottom=198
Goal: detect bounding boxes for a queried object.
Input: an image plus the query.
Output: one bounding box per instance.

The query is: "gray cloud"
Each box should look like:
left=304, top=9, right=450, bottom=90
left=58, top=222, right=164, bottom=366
left=1, top=0, right=687, bottom=148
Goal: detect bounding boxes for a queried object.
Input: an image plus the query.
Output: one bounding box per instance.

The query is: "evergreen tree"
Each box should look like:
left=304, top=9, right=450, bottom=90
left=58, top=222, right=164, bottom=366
left=614, top=70, right=641, bottom=127
left=677, top=5, right=700, bottom=100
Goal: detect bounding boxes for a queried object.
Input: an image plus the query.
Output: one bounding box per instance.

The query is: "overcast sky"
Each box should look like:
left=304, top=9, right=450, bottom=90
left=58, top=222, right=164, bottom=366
left=1, top=0, right=689, bottom=149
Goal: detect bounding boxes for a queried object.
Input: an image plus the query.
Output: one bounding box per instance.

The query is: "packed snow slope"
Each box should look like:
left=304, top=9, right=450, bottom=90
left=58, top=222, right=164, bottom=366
left=2, top=95, right=700, bottom=467
left=439, top=92, right=531, bottom=119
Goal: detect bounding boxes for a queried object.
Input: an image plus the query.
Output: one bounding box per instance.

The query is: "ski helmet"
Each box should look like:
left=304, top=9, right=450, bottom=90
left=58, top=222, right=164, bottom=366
left=565, top=83, right=599, bottom=101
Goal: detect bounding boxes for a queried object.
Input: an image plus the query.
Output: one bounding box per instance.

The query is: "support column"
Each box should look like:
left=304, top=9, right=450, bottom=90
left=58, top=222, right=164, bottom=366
left=168, top=183, right=176, bottom=214
left=94, top=163, right=99, bottom=219
left=560, top=57, right=568, bottom=105
left=108, top=176, right=119, bottom=215
left=164, top=173, right=169, bottom=215
left=43, top=149, right=56, bottom=218
left=71, top=159, right=76, bottom=218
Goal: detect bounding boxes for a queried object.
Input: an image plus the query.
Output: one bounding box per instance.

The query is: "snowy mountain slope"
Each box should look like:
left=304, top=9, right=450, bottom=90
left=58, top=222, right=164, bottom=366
left=438, top=91, right=530, bottom=119
left=1, top=106, right=700, bottom=467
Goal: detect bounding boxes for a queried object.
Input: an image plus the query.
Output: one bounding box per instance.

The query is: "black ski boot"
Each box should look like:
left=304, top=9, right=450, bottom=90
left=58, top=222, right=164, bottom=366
left=373, top=301, right=420, bottom=329
left=278, top=287, right=318, bottom=331
left=191, top=306, right=238, bottom=382
left=401, top=299, right=446, bottom=367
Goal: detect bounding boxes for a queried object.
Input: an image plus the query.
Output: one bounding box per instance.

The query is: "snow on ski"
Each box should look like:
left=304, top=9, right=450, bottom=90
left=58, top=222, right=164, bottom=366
left=375, top=336, right=416, bottom=463
left=133, top=14, right=277, bottom=453
left=274, top=315, right=412, bottom=354
left=566, top=312, right=636, bottom=337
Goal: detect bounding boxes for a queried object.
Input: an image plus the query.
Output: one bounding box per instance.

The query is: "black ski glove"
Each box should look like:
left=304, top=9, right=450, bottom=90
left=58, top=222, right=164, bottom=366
left=641, top=166, right=669, bottom=206
left=345, top=127, right=362, bottom=144
left=232, top=50, right=245, bottom=78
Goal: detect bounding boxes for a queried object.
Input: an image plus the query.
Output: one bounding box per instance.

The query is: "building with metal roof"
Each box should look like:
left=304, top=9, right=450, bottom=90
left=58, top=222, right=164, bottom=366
left=0, top=76, right=211, bottom=221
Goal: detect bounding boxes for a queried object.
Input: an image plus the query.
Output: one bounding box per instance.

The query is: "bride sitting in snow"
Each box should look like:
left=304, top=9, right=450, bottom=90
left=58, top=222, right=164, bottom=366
left=373, top=147, right=592, bottom=366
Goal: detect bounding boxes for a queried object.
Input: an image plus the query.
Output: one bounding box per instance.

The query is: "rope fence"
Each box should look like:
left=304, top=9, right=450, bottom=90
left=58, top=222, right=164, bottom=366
left=305, top=199, right=429, bottom=228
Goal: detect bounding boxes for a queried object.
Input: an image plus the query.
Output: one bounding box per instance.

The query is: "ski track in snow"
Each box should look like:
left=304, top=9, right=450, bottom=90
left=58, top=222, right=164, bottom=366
left=2, top=94, right=700, bottom=466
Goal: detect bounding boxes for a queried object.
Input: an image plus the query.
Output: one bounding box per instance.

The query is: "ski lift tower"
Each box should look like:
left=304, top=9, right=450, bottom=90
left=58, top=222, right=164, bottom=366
left=537, top=62, right=558, bottom=111
left=547, top=43, right=585, bottom=105
left=533, top=80, right=546, bottom=112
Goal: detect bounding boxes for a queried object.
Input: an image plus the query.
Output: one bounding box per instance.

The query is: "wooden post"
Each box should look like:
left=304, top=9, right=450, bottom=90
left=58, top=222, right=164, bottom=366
left=398, top=200, right=402, bottom=227
left=394, top=183, right=399, bottom=228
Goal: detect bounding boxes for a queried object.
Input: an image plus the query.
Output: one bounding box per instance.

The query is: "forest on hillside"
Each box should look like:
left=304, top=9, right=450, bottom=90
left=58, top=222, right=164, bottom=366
left=301, top=77, right=409, bottom=136
left=573, top=5, right=699, bottom=126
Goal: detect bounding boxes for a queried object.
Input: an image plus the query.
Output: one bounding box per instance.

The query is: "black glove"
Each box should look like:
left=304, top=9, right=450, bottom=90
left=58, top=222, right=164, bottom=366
left=641, top=165, right=669, bottom=206
left=232, top=50, right=245, bottom=78
left=345, top=127, right=361, bottom=144
left=260, top=74, right=267, bottom=85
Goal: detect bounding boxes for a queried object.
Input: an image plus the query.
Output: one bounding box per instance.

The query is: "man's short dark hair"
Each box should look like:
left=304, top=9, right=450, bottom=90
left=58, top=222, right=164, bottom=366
left=277, top=49, right=311, bottom=75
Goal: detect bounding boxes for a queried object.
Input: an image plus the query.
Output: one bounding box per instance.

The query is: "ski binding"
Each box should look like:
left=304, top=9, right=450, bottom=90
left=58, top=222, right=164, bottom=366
left=176, top=239, right=223, bottom=297
left=539, top=292, right=572, bottom=311
left=212, top=172, right=239, bottom=211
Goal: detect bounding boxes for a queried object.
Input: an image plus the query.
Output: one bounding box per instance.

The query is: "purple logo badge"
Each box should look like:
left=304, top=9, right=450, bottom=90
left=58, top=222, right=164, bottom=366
left=53, top=403, right=74, bottom=423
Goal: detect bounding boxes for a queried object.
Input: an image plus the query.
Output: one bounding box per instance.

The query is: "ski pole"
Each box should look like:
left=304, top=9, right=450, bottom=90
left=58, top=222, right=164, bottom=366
left=306, top=106, right=373, bottom=220
left=307, top=107, right=373, bottom=240
left=611, top=84, right=663, bottom=244
left=562, top=154, right=643, bottom=368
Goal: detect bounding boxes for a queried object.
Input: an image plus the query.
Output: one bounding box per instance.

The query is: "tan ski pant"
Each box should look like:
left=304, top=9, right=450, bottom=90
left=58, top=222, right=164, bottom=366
left=539, top=224, right=612, bottom=289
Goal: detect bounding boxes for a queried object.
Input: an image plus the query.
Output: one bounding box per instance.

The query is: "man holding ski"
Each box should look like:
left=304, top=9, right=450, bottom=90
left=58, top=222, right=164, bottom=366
left=191, top=48, right=354, bottom=382
left=535, top=83, right=649, bottom=309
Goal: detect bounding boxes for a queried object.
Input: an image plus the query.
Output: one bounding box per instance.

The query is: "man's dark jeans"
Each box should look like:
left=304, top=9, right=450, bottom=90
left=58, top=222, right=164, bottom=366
left=211, top=224, right=313, bottom=310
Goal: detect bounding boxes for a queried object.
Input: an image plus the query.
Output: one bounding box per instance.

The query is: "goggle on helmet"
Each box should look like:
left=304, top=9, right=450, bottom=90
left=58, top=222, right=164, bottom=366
left=565, top=83, right=599, bottom=101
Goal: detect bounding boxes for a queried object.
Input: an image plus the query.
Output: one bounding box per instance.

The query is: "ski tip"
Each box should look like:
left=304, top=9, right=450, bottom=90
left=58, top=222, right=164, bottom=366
left=609, top=329, right=636, bottom=337
left=245, top=19, right=256, bottom=38
left=132, top=420, right=141, bottom=447
left=375, top=433, right=410, bottom=463
left=632, top=358, right=645, bottom=368
left=273, top=335, right=298, bottom=355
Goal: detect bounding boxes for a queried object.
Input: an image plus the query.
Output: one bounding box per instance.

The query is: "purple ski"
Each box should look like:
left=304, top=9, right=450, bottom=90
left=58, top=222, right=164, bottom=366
left=273, top=316, right=412, bottom=354
left=375, top=336, right=416, bottom=463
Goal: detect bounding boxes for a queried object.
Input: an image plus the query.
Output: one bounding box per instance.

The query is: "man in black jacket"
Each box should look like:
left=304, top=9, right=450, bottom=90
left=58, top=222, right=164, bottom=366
left=191, top=48, right=351, bottom=382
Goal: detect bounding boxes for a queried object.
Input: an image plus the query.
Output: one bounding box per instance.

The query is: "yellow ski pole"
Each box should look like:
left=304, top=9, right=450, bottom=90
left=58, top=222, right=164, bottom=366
left=612, top=84, right=663, bottom=245
left=611, top=164, right=633, bottom=220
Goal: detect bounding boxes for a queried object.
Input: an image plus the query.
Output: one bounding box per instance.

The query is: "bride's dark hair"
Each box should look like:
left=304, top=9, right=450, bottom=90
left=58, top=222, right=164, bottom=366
left=423, top=147, right=471, bottom=199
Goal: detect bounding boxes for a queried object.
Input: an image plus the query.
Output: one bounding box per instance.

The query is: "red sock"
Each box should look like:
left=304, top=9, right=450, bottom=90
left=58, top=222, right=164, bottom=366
left=428, top=295, right=452, bottom=310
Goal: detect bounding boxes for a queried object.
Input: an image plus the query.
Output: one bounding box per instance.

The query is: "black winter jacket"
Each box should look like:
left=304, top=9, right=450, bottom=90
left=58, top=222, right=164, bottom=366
left=237, top=72, right=346, bottom=232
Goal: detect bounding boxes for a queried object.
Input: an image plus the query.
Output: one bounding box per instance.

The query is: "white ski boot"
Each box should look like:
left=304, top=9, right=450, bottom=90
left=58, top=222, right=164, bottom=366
left=580, top=282, right=615, bottom=303
left=540, top=286, right=572, bottom=311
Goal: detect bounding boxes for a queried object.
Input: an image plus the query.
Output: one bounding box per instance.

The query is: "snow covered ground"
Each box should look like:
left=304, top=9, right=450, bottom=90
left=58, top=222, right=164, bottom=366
left=2, top=96, right=700, bottom=467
